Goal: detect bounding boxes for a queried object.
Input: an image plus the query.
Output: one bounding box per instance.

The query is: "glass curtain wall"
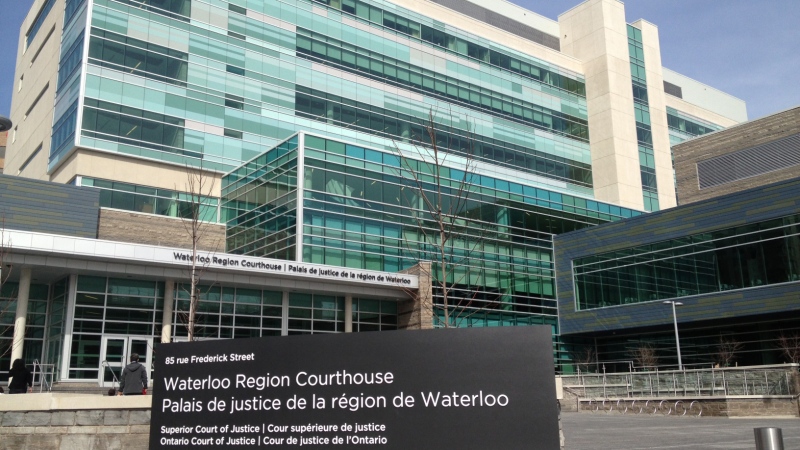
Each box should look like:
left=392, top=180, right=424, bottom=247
left=574, top=214, right=800, bottom=310
left=69, top=276, right=165, bottom=380
left=627, top=25, right=659, bottom=212
left=223, top=135, right=300, bottom=259
left=0, top=283, right=49, bottom=382
left=45, top=278, right=69, bottom=382
left=78, top=0, right=593, bottom=197
left=223, top=134, right=640, bottom=339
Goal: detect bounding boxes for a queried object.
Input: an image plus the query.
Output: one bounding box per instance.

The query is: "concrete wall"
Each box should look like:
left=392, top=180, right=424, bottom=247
left=5, top=0, right=65, bottom=179
left=674, top=106, right=800, bottom=205
left=98, top=209, right=226, bottom=252
left=0, top=174, right=99, bottom=238
left=0, top=394, right=150, bottom=450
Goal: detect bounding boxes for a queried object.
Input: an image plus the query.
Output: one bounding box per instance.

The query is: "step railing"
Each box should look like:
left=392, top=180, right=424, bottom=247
left=31, top=359, right=55, bottom=392
left=100, top=360, right=120, bottom=391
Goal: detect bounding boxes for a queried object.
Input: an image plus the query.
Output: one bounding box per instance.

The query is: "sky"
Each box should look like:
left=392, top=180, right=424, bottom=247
left=0, top=0, right=798, bottom=121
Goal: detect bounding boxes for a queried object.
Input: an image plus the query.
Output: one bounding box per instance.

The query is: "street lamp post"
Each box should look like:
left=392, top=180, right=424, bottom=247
left=0, top=116, right=12, bottom=132
left=663, top=300, right=684, bottom=371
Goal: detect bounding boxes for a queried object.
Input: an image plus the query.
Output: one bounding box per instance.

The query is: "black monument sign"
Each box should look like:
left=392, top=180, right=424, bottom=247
left=149, top=327, right=559, bottom=449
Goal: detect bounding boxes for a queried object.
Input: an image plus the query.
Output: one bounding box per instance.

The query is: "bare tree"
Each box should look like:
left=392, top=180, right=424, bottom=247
left=631, top=343, right=659, bottom=370
left=571, top=346, right=597, bottom=373
left=777, top=333, right=800, bottom=365
left=176, top=164, right=220, bottom=342
left=393, top=110, right=495, bottom=328
left=713, top=337, right=743, bottom=368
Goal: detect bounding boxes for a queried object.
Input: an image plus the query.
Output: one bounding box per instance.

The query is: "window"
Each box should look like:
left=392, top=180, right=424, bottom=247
left=18, top=143, right=42, bottom=174
left=25, top=0, right=56, bottom=50
left=24, top=84, right=49, bottom=121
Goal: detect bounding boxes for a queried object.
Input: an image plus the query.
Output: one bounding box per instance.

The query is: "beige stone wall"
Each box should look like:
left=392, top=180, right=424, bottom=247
left=52, top=149, right=224, bottom=197
left=98, top=209, right=226, bottom=252
left=559, top=0, right=643, bottom=210
left=674, top=107, right=800, bottom=205
left=397, top=261, right=433, bottom=330
left=6, top=0, right=65, bottom=179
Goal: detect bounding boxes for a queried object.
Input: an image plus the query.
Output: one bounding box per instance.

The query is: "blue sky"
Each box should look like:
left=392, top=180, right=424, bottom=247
left=0, top=0, right=798, bottom=121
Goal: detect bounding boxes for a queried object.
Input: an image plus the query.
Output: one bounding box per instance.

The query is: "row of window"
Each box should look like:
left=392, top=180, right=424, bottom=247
left=308, top=0, right=586, bottom=96
left=88, top=28, right=189, bottom=87
left=26, top=0, right=56, bottom=48
left=574, top=215, right=800, bottom=310
left=57, top=32, right=84, bottom=93
left=627, top=25, right=659, bottom=212
left=297, top=136, right=636, bottom=220
left=80, top=177, right=220, bottom=222
left=81, top=98, right=192, bottom=158
left=666, top=108, right=724, bottom=137
left=296, top=88, right=594, bottom=187
left=296, top=29, right=589, bottom=142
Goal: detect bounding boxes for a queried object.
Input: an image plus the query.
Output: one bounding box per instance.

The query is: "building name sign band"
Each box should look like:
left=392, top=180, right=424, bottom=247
left=172, top=252, right=417, bottom=288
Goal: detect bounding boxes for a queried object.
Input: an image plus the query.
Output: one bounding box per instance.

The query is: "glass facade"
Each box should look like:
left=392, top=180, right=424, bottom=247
left=0, top=283, right=49, bottom=382
left=223, top=133, right=641, bottom=366
left=627, top=25, right=659, bottom=212
left=51, top=0, right=595, bottom=199
left=666, top=106, right=724, bottom=146
left=574, top=214, right=800, bottom=310
left=170, top=285, right=397, bottom=339
left=80, top=177, right=220, bottom=222
left=69, top=276, right=165, bottom=380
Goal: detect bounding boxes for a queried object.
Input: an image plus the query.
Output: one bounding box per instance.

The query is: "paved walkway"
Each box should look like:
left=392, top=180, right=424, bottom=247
left=562, top=413, right=800, bottom=449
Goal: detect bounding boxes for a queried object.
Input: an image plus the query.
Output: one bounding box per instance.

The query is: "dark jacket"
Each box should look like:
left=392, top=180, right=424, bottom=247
left=8, top=366, right=33, bottom=391
left=119, top=362, right=147, bottom=395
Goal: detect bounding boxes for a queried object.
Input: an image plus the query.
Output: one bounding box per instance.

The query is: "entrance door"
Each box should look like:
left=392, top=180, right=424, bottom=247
left=99, top=336, right=153, bottom=388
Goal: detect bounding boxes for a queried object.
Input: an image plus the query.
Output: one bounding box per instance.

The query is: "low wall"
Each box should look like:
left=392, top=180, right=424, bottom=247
left=0, top=394, right=151, bottom=450
left=574, top=395, right=800, bottom=417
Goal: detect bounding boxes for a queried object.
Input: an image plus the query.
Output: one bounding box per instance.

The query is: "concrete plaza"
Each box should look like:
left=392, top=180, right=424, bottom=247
left=562, top=413, right=800, bottom=449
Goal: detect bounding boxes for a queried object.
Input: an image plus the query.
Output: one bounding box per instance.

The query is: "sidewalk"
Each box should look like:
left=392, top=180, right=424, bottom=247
left=562, top=412, right=800, bottom=449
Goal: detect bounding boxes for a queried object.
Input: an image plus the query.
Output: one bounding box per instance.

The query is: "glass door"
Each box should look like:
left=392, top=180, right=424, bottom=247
left=99, top=336, right=153, bottom=388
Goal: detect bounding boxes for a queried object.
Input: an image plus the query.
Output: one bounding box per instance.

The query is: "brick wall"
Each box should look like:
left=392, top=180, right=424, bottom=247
left=674, top=106, right=800, bottom=204
left=98, top=209, right=226, bottom=252
left=397, top=261, right=434, bottom=330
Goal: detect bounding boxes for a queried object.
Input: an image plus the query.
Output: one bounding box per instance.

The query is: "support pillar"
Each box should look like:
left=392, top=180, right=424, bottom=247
left=344, top=295, right=353, bottom=333
left=10, top=267, right=32, bottom=363
left=161, top=280, right=175, bottom=343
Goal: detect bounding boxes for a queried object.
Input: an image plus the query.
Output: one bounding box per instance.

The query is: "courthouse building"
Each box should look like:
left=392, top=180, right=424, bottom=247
left=4, top=0, right=747, bottom=377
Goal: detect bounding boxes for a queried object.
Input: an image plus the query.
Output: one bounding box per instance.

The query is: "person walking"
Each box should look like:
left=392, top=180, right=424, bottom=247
left=8, top=359, right=33, bottom=394
left=118, top=353, right=147, bottom=395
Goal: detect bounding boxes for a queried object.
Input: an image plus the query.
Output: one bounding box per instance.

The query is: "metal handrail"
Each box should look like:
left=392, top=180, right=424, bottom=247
left=562, top=363, right=799, bottom=398
left=31, top=359, right=54, bottom=392
left=100, top=360, right=120, bottom=391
